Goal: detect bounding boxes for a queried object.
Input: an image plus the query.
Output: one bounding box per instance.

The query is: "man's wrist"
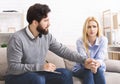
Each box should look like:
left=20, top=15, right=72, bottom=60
left=83, top=57, right=87, bottom=63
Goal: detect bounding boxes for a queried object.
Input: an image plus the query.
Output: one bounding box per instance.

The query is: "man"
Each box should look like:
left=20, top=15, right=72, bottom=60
left=5, top=3, right=94, bottom=84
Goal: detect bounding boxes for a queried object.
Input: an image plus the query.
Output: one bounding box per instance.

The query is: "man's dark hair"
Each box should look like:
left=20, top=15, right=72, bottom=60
left=27, top=3, right=51, bottom=24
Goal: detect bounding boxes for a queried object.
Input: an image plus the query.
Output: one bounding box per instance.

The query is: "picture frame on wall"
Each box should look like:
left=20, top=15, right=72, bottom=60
left=103, top=10, right=112, bottom=29
left=8, top=27, right=16, bottom=33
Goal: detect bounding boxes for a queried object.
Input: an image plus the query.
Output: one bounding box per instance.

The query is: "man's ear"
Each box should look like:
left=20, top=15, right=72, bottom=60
left=32, top=20, right=39, bottom=26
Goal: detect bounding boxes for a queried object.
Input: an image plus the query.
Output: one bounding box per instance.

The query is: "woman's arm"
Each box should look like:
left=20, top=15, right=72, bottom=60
left=94, top=37, right=108, bottom=65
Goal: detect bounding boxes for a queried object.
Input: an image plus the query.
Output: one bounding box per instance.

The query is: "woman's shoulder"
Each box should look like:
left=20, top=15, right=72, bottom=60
left=76, top=37, right=83, bottom=42
left=100, top=36, right=108, bottom=41
left=99, top=36, right=108, bottom=43
left=76, top=37, right=84, bottom=45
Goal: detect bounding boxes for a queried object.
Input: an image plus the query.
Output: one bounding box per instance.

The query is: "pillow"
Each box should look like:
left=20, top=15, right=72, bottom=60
left=105, top=59, right=120, bottom=73
left=0, top=48, right=8, bottom=80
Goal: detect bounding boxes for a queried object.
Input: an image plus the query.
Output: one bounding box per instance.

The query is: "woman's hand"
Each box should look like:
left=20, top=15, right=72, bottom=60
left=90, top=60, right=101, bottom=74
left=84, top=58, right=101, bottom=74
left=84, top=58, right=96, bottom=69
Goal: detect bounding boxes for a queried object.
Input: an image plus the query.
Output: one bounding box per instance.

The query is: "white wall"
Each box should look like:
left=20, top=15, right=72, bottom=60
left=0, top=0, right=119, bottom=45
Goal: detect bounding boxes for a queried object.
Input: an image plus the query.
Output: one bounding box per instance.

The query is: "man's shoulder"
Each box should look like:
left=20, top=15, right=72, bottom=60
left=10, top=28, right=26, bottom=39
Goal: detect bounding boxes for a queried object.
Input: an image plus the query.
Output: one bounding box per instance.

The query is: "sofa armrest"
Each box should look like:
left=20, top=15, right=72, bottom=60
left=105, top=59, right=120, bottom=73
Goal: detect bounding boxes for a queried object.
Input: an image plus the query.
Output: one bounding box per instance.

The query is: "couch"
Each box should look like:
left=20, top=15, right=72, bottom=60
left=0, top=46, right=120, bottom=84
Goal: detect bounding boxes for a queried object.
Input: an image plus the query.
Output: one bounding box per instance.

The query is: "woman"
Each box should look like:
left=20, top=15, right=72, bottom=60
left=72, top=16, right=108, bottom=84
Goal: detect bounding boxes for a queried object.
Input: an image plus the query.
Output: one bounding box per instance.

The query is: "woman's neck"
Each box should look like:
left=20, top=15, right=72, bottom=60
left=88, top=36, right=97, bottom=46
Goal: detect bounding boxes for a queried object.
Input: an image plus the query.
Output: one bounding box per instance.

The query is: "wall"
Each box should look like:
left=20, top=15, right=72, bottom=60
left=0, top=0, right=119, bottom=45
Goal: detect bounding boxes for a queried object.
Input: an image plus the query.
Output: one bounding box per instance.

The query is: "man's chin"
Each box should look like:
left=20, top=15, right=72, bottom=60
left=43, top=30, right=49, bottom=35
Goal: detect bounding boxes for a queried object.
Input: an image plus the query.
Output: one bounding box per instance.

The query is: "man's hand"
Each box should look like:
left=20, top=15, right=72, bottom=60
left=84, top=58, right=96, bottom=69
left=43, top=63, right=56, bottom=72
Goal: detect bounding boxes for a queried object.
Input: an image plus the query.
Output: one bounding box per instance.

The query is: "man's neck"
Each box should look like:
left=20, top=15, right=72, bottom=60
left=29, top=25, right=39, bottom=38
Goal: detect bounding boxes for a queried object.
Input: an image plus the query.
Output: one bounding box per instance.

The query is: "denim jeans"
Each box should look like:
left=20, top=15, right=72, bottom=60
left=5, top=68, right=73, bottom=84
left=73, top=67, right=106, bottom=84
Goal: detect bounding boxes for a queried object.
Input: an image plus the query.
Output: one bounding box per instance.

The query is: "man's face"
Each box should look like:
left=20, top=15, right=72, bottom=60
left=37, top=16, right=50, bottom=35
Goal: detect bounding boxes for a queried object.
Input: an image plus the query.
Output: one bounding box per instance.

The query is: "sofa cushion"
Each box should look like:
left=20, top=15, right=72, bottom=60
left=46, top=51, right=65, bottom=68
left=0, top=81, right=5, bottom=84
left=73, top=77, right=82, bottom=84
left=64, top=59, right=76, bottom=71
left=105, top=59, right=120, bottom=73
left=105, top=72, right=120, bottom=84
left=0, top=48, right=8, bottom=80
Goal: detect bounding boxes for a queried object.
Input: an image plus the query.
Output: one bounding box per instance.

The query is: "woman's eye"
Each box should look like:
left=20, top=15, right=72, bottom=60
left=88, top=25, right=97, bottom=28
left=88, top=26, right=91, bottom=28
left=93, top=25, right=97, bottom=28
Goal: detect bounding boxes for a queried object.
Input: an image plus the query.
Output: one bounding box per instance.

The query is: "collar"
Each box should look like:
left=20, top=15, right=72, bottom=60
left=88, top=37, right=100, bottom=47
left=26, top=26, right=35, bottom=39
left=95, top=37, right=100, bottom=45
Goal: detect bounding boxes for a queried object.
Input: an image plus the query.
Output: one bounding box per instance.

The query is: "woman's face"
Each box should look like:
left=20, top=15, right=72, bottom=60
left=87, top=20, right=98, bottom=38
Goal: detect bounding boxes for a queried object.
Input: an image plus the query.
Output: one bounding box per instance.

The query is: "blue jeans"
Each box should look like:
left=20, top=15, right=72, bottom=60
left=73, top=67, right=106, bottom=84
left=5, top=68, right=73, bottom=84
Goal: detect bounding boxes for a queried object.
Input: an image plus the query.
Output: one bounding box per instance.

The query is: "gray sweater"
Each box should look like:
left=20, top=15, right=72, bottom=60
left=7, top=27, right=86, bottom=75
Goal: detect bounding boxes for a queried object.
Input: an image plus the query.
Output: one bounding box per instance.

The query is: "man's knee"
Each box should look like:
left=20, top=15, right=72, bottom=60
left=26, top=72, right=45, bottom=84
left=56, top=68, right=73, bottom=84
left=56, top=68, right=72, bottom=77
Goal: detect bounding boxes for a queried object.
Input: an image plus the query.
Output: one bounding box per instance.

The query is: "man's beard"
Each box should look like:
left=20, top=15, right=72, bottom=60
left=37, top=25, right=49, bottom=37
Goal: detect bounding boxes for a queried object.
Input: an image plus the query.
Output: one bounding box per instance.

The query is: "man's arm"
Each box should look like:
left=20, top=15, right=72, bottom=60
left=48, top=34, right=87, bottom=64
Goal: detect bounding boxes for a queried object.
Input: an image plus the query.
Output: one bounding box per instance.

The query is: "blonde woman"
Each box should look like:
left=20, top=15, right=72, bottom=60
left=72, top=17, right=108, bottom=84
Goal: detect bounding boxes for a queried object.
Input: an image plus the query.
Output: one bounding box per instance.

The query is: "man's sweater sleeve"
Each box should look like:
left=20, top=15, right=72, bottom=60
left=48, top=34, right=86, bottom=64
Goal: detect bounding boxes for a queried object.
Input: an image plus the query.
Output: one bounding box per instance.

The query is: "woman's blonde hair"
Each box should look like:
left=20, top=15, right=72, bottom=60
left=82, top=16, right=102, bottom=56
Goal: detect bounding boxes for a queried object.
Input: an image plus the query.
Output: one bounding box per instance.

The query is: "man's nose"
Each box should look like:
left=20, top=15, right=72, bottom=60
left=48, top=22, right=50, bottom=26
